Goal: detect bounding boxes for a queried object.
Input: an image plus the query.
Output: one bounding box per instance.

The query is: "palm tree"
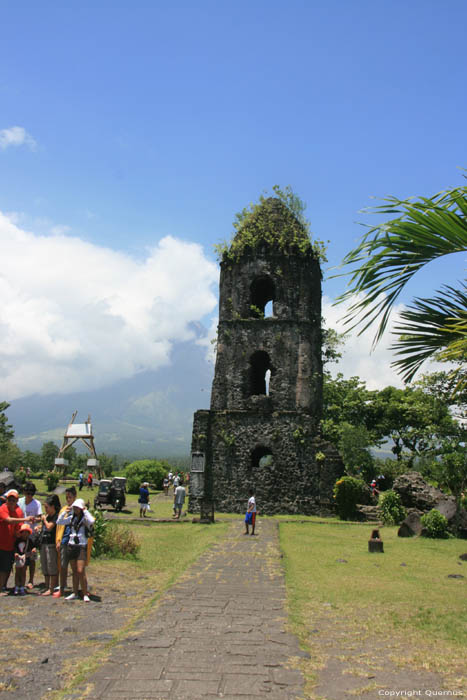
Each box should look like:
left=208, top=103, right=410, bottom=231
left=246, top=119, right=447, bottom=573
left=335, top=180, right=467, bottom=393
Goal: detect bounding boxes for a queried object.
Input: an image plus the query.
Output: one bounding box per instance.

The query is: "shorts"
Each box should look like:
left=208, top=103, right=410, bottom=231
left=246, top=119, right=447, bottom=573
left=139, top=503, right=150, bottom=511
left=245, top=512, right=256, bottom=527
left=40, top=544, right=58, bottom=576
left=0, top=549, right=14, bottom=573
left=67, top=545, right=87, bottom=562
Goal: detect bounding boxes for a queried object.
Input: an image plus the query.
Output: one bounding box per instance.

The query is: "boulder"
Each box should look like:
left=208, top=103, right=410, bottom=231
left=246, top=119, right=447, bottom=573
left=398, top=510, right=423, bottom=537
left=393, top=472, right=444, bottom=510
left=393, top=472, right=467, bottom=537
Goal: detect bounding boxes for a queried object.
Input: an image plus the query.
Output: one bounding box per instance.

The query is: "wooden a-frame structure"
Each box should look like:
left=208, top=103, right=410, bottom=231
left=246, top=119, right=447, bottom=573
left=55, top=411, right=101, bottom=478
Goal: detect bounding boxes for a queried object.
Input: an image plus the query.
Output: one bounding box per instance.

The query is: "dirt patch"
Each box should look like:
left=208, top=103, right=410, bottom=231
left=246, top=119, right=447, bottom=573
left=0, top=563, right=166, bottom=699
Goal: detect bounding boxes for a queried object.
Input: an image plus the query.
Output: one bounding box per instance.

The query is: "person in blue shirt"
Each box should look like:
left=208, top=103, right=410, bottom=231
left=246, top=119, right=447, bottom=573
left=138, top=482, right=150, bottom=518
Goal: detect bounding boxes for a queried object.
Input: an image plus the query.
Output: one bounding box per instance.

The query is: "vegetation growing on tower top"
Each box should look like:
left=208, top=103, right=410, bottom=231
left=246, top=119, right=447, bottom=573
left=214, top=185, right=327, bottom=263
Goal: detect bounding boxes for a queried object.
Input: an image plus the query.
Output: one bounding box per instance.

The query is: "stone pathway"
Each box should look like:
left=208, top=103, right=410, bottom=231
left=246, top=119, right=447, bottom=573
left=64, top=520, right=306, bottom=699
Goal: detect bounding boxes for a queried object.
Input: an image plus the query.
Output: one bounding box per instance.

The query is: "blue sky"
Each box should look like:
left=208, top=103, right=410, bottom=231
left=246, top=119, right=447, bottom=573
left=1, top=0, right=466, bottom=411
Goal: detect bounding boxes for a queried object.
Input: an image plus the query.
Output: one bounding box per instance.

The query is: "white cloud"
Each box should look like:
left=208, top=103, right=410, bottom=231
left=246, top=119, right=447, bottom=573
left=0, top=126, right=37, bottom=151
left=0, top=211, right=218, bottom=399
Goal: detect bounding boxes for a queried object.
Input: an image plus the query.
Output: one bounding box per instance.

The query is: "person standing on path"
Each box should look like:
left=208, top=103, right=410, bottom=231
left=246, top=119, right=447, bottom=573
left=244, top=488, right=256, bottom=536
left=0, top=490, right=35, bottom=594
left=17, top=482, right=42, bottom=589
left=53, top=486, right=76, bottom=598
left=57, top=497, right=95, bottom=602
left=138, top=482, right=150, bottom=518
left=172, top=479, right=186, bottom=519
left=38, top=495, right=60, bottom=596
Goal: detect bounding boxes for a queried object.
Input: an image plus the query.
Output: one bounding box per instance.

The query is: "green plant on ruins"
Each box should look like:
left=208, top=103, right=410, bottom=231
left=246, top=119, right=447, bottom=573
left=214, top=185, right=327, bottom=263
left=421, top=509, right=450, bottom=539
left=333, top=475, right=368, bottom=520
left=379, top=489, right=407, bottom=525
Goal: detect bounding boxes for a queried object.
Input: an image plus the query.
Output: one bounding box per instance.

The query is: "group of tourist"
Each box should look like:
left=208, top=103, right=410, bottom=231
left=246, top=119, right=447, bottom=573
left=0, top=482, right=94, bottom=600
left=138, top=473, right=187, bottom=519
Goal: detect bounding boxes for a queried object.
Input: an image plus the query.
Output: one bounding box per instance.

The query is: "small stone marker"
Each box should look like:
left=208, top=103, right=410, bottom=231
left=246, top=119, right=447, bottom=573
left=368, top=528, right=384, bottom=553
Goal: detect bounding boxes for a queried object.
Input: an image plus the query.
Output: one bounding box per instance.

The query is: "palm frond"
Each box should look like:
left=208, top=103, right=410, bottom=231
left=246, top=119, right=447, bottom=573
left=390, top=285, right=467, bottom=383
left=334, top=185, right=467, bottom=346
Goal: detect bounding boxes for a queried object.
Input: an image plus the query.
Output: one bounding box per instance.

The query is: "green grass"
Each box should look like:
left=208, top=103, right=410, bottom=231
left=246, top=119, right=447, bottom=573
left=101, top=518, right=229, bottom=574
left=280, top=521, right=467, bottom=685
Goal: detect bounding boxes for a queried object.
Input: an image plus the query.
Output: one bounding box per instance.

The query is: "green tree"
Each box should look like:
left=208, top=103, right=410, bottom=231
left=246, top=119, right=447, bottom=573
left=0, top=402, right=14, bottom=452
left=335, top=181, right=467, bottom=393
left=98, top=453, right=117, bottom=477
left=373, top=385, right=461, bottom=467
left=322, top=373, right=384, bottom=478
left=124, top=459, right=169, bottom=493
left=0, top=441, right=22, bottom=471
left=40, top=441, right=59, bottom=471
left=20, top=450, right=41, bottom=473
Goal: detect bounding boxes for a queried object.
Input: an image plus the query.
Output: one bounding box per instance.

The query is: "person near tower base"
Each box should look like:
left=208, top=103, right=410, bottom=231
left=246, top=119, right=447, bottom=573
left=172, top=479, right=186, bottom=519
left=244, top=489, right=256, bottom=536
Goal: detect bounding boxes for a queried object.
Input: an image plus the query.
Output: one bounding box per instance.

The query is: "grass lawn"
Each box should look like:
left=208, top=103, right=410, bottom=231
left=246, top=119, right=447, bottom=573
left=280, top=520, right=467, bottom=691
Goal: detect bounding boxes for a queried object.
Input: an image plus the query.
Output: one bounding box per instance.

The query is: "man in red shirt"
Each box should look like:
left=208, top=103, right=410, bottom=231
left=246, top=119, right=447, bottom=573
left=0, top=490, right=34, bottom=594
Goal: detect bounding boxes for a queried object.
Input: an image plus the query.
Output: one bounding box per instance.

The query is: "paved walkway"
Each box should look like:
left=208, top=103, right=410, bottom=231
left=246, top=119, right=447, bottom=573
left=65, top=520, right=306, bottom=699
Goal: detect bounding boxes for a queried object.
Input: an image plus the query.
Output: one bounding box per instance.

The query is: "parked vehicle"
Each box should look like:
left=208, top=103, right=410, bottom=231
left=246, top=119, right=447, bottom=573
left=94, top=477, right=126, bottom=512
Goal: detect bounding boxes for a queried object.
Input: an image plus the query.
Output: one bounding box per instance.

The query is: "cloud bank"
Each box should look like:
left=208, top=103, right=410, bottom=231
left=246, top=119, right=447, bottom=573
left=0, top=212, right=218, bottom=399
left=0, top=126, right=37, bottom=151
left=322, top=296, right=405, bottom=389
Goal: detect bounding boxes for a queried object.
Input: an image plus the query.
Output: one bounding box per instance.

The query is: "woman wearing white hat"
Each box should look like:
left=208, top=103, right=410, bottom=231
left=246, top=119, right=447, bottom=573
left=56, top=498, right=95, bottom=602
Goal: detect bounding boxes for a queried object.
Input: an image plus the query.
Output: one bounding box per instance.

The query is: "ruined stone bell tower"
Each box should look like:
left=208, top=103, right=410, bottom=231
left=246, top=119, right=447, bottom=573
left=189, top=197, right=342, bottom=515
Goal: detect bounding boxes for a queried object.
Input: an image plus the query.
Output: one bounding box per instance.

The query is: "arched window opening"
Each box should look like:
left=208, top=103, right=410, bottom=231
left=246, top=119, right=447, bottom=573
left=250, top=276, right=275, bottom=317
left=249, top=351, right=274, bottom=396
left=251, top=446, right=274, bottom=470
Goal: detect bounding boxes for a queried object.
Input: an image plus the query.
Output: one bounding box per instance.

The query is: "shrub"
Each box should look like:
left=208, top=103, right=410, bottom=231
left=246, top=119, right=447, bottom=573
left=90, top=508, right=108, bottom=557
left=379, top=490, right=406, bottom=525
left=333, top=476, right=368, bottom=520
left=45, top=471, right=60, bottom=492
left=421, top=509, right=449, bottom=539
left=91, top=510, right=140, bottom=558
left=125, top=459, right=169, bottom=493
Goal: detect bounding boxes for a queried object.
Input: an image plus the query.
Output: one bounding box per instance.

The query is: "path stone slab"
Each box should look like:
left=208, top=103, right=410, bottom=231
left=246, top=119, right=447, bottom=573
left=68, top=521, right=305, bottom=699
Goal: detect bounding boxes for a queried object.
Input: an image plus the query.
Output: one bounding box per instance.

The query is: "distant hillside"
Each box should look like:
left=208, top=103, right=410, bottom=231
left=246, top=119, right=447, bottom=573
left=8, top=341, right=214, bottom=458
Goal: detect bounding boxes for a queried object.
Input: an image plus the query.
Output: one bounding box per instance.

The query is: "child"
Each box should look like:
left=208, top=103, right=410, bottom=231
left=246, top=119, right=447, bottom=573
left=57, top=498, right=95, bottom=602
left=37, top=495, right=60, bottom=596
left=244, top=489, right=256, bottom=536
left=14, top=524, right=36, bottom=595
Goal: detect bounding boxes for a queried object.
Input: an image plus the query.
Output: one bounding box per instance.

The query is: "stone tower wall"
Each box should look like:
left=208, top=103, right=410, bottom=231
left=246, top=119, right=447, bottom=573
left=189, top=200, right=343, bottom=515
